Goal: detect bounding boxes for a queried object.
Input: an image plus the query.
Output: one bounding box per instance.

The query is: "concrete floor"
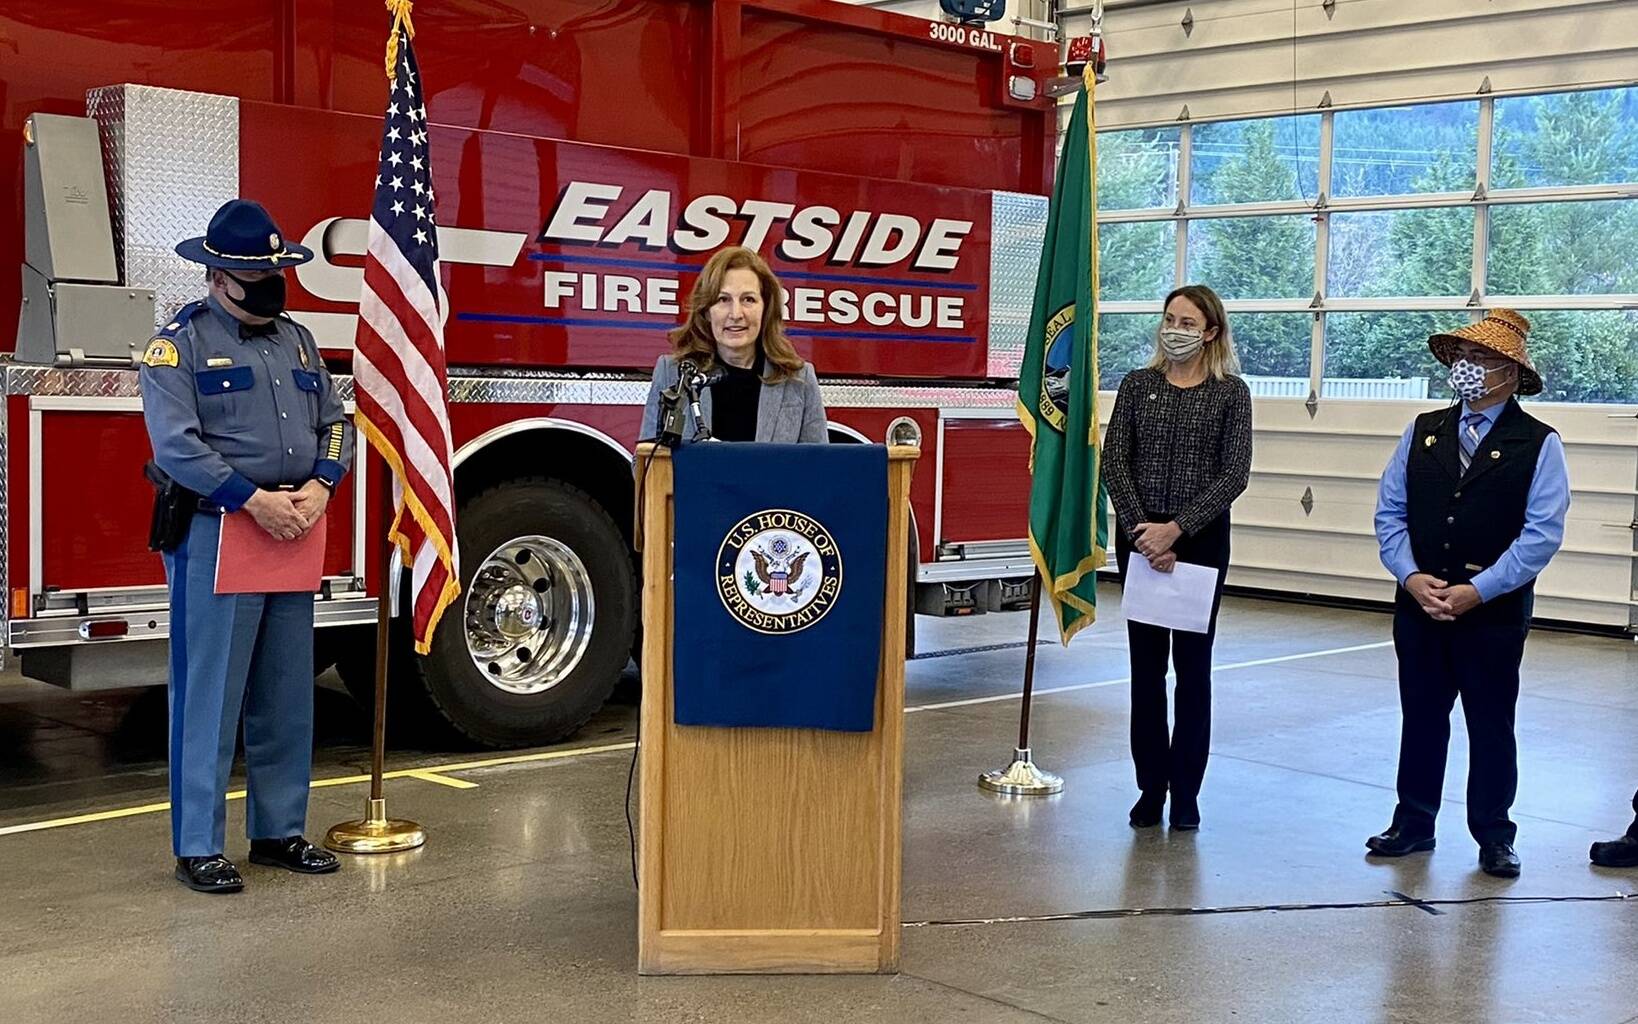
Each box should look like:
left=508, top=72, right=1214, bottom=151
left=2, top=588, right=1636, bottom=1024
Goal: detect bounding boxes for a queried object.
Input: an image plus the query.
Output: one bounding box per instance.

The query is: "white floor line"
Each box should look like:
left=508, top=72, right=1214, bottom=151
left=904, top=639, right=1394, bottom=714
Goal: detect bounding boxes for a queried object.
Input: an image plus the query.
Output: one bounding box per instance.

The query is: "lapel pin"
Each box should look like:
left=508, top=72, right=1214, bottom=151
left=1424, top=435, right=1437, bottom=447
left=1490, top=450, right=1501, bottom=459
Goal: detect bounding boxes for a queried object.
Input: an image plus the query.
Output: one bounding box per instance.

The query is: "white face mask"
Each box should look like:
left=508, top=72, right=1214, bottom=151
left=1160, top=328, right=1204, bottom=362
left=1448, top=358, right=1512, bottom=403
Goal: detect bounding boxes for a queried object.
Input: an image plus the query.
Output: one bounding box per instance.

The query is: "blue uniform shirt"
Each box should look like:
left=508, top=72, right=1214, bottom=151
left=1375, top=400, right=1570, bottom=603
left=139, top=296, right=353, bottom=510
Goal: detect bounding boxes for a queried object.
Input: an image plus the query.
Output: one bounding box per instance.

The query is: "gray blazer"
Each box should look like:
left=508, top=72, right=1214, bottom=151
left=639, top=354, right=829, bottom=444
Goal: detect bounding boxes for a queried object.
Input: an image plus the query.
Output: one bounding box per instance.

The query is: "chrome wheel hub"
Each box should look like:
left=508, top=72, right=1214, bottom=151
left=464, top=536, right=595, bottom=695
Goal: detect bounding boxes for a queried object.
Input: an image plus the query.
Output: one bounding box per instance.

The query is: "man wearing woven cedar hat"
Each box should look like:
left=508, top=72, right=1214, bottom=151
left=139, top=199, right=354, bottom=893
left=1366, top=310, right=1569, bottom=879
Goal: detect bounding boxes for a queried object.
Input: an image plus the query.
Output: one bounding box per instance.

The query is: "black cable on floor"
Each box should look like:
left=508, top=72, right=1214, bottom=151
left=626, top=441, right=660, bottom=891
left=910, top=640, right=1052, bottom=661
left=904, top=890, right=1636, bottom=928
left=625, top=712, right=640, bottom=891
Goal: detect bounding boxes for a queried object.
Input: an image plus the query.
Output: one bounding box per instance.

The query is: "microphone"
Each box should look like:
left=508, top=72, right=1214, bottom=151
left=691, top=366, right=728, bottom=390
left=655, top=359, right=702, bottom=448
left=679, top=360, right=721, bottom=442
left=657, top=359, right=733, bottom=446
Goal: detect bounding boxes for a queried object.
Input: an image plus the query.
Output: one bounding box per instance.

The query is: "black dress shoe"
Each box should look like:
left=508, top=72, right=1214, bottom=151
left=1129, top=793, right=1165, bottom=829
left=249, top=836, right=340, bottom=874
left=176, top=855, right=244, bottom=894
left=1169, top=796, right=1201, bottom=831
left=1479, top=842, right=1521, bottom=878
left=1589, top=834, right=1638, bottom=868
left=1365, top=827, right=1436, bottom=857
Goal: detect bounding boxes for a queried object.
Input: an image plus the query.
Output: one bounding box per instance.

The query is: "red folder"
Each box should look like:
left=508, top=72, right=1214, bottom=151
left=215, top=511, right=328, bottom=594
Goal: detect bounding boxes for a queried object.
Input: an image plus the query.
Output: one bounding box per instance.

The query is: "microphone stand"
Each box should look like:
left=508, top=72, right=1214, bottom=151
left=687, top=373, right=715, bottom=443
left=654, top=362, right=722, bottom=447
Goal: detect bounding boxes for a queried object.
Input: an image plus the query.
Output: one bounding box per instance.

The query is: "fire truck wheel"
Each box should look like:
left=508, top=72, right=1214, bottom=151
left=418, top=477, right=636, bottom=748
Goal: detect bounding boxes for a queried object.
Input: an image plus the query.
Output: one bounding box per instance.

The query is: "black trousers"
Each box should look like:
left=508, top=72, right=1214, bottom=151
left=1390, top=605, right=1529, bottom=845
left=1116, top=514, right=1230, bottom=801
left=1628, top=789, right=1638, bottom=838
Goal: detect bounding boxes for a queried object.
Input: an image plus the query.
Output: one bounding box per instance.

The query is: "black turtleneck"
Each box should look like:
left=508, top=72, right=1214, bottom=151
left=711, top=353, right=763, bottom=442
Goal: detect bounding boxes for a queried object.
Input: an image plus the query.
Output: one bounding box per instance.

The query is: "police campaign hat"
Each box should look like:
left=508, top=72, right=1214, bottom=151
left=175, top=199, right=314, bottom=269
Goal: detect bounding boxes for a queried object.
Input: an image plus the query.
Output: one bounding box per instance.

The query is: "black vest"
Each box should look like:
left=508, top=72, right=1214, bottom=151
left=1401, top=399, right=1554, bottom=626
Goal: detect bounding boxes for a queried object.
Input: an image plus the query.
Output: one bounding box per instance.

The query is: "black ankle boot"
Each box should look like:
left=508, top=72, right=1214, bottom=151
left=1129, top=792, right=1165, bottom=828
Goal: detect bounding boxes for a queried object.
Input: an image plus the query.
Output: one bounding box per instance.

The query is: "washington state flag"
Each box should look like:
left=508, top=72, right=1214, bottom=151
left=1016, top=69, right=1107, bottom=643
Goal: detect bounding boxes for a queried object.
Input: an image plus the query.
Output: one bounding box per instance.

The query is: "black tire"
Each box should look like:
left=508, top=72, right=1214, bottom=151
left=415, top=477, right=637, bottom=748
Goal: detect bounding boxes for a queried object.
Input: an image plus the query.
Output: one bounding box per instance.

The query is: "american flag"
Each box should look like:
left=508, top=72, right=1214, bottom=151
left=353, top=9, right=460, bottom=656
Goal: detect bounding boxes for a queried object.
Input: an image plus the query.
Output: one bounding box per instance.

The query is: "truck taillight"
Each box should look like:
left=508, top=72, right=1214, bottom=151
left=78, top=619, right=129, bottom=640
left=10, top=589, right=27, bottom=618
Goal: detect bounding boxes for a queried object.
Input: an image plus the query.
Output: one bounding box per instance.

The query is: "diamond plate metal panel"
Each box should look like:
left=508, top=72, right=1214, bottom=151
left=988, top=191, right=1049, bottom=380
left=3, top=367, right=1018, bottom=412
left=818, top=383, right=1013, bottom=410
left=91, top=85, right=238, bottom=327
left=86, top=87, right=127, bottom=281
left=446, top=377, right=650, bottom=406
left=5, top=366, right=143, bottom=398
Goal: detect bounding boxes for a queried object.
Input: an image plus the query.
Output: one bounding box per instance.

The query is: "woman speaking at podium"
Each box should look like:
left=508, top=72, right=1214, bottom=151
left=639, top=246, right=829, bottom=444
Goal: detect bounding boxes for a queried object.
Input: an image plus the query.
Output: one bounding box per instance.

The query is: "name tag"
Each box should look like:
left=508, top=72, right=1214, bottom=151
left=1465, top=563, right=1484, bottom=572
left=206, top=357, right=234, bottom=368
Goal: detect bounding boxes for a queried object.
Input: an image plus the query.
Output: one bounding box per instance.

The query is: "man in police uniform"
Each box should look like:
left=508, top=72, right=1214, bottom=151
left=139, top=199, right=353, bottom=893
left=1366, top=311, right=1569, bottom=879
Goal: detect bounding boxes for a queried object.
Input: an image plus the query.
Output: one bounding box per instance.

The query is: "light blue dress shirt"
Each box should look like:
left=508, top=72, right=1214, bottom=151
left=1375, top=401, right=1570, bottom=603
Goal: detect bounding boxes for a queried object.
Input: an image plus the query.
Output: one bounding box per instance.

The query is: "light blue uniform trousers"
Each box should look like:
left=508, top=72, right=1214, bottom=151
left=162, top=512, right=314, bottom=857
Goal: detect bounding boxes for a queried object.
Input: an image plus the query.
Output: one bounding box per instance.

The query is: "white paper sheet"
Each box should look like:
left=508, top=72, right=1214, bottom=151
left=1122, top=556, right=1220, bottom=634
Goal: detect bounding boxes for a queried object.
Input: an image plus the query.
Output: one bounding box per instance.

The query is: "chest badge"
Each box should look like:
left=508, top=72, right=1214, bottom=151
left=298, top=344, right=311, bottom=370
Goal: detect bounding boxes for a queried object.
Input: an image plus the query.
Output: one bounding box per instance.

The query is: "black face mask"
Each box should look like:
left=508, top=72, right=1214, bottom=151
left=223, top=270, right=287, bottom=318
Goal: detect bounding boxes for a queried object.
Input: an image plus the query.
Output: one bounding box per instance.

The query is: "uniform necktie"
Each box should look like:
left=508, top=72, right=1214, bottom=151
left=1459, top=412, right=1485, bottom=472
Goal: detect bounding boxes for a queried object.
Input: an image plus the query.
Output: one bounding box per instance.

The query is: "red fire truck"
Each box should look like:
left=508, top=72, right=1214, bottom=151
left=0, top=0, right=1053, bottom=747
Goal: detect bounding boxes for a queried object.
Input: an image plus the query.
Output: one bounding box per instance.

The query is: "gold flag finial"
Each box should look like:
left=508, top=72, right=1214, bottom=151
left=384, top=0, right=417, bottom=81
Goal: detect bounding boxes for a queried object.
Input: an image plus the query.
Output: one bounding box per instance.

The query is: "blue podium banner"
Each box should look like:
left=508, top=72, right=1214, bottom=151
left=672, top=443, right=889, bottom=731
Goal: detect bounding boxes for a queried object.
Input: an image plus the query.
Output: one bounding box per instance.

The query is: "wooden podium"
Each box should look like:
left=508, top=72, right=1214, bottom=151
left=635, top=443, right=918, bottom=975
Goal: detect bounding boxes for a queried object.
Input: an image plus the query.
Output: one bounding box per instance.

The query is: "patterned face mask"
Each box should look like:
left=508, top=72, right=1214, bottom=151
left=1160, top=329, right=1204, bottom=362
left=1448, top=358, right=1510, bottom=402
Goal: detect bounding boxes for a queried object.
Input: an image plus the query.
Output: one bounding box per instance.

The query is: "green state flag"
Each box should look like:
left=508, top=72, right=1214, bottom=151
left=1016, top=71, right=1107, bottom=644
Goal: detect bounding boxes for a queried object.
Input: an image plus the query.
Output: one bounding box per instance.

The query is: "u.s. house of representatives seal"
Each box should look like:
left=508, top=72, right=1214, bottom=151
left=716, top=509, right=844, bottom=635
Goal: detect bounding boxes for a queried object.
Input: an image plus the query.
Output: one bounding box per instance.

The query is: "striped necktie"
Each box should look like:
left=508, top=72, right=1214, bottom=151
left=1458, top=412, right=1485, bottom=472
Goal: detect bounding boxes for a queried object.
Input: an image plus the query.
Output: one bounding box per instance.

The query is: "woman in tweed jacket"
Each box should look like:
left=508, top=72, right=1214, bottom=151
left=1103, top=284, right=1252, bottom=832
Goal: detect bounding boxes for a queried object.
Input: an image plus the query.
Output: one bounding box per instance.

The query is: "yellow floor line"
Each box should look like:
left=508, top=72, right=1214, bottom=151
left=406, top=769, right=479, bottom=790
left=0, top=740, right=636, bottom=839
left=0, top=801, right=174, bottom=836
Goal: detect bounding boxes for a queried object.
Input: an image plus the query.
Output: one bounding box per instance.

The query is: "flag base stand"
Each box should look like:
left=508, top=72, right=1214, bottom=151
left=325, top=798, right=426, bottom=855
left=977, top=576, right=1062, bottom=797
left=978, top=747, right=1064, bottom=796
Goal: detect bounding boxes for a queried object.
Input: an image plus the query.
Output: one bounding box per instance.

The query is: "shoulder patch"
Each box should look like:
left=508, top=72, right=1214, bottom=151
left=142, top=337, right=180, bottom=368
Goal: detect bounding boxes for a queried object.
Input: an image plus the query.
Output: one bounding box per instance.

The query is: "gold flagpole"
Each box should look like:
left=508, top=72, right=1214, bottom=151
left=326, top=447, right=428, bottom=854
left=324, top=0, right=427, bottom=855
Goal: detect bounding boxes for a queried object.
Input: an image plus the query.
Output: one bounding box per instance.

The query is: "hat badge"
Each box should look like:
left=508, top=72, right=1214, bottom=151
left=269, top=232, right=280, bottom=249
